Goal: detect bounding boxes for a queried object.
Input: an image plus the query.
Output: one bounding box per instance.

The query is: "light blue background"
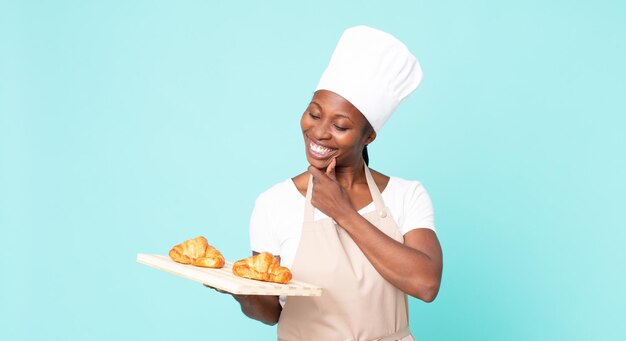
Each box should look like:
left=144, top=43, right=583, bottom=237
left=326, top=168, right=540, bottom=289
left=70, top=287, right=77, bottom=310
left=1, top=1, right=625, bottom=340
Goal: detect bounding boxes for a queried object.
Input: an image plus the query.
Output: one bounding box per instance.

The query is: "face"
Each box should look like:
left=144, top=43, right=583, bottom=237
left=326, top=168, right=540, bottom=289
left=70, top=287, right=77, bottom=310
left=301, top=90, right=376, bottom=169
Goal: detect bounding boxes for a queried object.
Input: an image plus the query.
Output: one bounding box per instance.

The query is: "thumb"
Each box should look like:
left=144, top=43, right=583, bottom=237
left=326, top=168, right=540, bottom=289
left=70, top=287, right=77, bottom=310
left=326, top=158, right=337, bottom=181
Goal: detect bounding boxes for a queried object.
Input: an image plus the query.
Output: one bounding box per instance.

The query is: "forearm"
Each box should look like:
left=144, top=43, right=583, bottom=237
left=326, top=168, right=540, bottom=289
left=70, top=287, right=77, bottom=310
left=336, top=211, right=442, bottom=302
left=233, top=294, right=282, bottom=325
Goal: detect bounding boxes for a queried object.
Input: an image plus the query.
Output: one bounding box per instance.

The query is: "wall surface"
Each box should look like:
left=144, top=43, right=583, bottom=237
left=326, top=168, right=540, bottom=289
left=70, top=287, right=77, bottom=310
left=1, top=1, right=625, bottom=340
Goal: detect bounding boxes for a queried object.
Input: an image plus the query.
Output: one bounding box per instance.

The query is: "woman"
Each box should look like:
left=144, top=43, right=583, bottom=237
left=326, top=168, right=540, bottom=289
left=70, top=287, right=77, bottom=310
left=226, top=26, right=442, bottom=340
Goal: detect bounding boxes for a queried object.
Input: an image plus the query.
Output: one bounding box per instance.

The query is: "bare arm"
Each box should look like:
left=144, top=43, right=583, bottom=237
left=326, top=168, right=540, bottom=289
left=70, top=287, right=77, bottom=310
left=336, top=211, right=442, bottom=301
left=308, top=164, right=443, bottom=302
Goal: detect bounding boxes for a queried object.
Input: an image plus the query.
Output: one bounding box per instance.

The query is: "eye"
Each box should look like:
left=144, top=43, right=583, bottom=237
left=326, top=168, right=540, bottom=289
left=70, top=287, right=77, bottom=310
left=334, top=125, right=348, bottom=131
left=308, top=112, right=320, bottom=120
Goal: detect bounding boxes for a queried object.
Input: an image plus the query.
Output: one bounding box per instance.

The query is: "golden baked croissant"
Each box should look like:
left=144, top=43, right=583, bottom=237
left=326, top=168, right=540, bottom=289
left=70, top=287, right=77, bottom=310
left=232, top=252, right=292, bottom=284
left=169, top=236, right=225, bottom=268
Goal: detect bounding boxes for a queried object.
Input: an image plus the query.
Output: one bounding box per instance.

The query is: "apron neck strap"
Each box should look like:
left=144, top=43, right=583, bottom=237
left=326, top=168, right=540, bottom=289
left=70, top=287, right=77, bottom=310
left=363, top=164, right=386, bottom=214
left=304, top=174, right=315, bottom=223
left=304, top=163, right=385, bottom=222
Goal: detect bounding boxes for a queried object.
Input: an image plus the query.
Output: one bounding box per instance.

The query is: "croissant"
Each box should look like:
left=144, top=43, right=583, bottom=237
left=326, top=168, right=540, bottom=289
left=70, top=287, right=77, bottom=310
left=232, top=252, right=292, bottom=284
left=169, top=236, right=225, bottom=268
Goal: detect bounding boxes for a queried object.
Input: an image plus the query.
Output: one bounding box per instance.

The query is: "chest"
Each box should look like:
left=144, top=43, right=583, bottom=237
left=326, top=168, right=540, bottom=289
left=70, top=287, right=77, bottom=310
left=274, top=201, right=404, bottom=270
left=345, top=186, right=375, bottom=212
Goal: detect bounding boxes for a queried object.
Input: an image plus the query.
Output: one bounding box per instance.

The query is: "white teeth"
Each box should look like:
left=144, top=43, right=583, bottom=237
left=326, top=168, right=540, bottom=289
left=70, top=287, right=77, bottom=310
left=310, top=142, right=332, bottom=155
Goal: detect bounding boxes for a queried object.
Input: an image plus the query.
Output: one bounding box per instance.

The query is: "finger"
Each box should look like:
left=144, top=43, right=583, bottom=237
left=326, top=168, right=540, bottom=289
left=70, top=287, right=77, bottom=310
left=326, top=158, right=337, bottom=181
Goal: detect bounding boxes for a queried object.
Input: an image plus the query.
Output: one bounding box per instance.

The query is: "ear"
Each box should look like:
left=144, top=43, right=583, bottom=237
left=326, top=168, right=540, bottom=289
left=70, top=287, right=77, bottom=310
left=364, top=129, right=377, bottom=145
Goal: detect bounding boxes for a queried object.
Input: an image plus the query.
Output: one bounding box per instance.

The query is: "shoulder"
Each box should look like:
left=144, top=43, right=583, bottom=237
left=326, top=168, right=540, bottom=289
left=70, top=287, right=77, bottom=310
left=254, top=178, right=303, bottom=212
left=256, top=179, right=296, bottom=201
left=385, top=176, right=436, bottom=232
left=367, top=168, right=429, bottom=199
left=388, top=176, right=427, bottom=191
left=384, top=175, right=432, bottom=203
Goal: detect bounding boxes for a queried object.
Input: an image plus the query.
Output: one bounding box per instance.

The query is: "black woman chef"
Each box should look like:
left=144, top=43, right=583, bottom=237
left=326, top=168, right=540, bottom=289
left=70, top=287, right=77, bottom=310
left=228, top=25, right=442, bottom=341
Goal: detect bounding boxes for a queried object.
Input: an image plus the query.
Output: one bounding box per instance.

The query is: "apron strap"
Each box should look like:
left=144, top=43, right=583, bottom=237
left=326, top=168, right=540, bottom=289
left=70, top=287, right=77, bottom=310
left=304, top=174, right=315, bottom=223
left=363, top=164, right=386, bottom=217
left=304, top=164, right=385, bottom=222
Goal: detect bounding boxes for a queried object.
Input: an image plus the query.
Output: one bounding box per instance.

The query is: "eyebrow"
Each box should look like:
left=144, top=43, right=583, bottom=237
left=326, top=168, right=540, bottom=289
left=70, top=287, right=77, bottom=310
left=310, top=101, right=354, bottom=122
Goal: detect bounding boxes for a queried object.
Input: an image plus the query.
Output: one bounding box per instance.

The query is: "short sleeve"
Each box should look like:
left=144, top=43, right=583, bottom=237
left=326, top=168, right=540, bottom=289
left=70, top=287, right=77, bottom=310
left=401, top=181, right=436, bottom=234
left=249, top=195, right=281, bottom=254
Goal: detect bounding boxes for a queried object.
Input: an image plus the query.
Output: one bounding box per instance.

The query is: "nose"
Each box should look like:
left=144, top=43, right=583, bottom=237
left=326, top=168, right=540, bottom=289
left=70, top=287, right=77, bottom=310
left=311, top=121, right=332, bottom=140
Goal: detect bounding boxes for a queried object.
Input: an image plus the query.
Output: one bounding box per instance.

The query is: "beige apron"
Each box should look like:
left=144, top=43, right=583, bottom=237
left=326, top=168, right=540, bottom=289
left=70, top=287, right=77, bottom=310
left=278, top=165, right=414, bottom=341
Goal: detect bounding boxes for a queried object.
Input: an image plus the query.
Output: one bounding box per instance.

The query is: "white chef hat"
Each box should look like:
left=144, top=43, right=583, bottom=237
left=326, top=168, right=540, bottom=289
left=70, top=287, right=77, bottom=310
left=316, top=25, right=423, bottom=132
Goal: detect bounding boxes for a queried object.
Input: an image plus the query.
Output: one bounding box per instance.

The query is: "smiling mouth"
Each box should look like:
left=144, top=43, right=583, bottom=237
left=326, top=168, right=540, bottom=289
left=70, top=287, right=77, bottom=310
left=308, top=140, right=337, bottom=159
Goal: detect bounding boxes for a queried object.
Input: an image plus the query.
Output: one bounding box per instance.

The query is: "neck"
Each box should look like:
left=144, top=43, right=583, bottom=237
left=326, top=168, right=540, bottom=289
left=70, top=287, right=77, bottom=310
left=334, top=159, right=367, bottom=189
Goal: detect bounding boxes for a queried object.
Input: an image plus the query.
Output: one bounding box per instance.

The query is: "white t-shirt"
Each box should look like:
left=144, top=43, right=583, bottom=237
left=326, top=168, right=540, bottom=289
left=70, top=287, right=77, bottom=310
left=249, top=176, right=436, bottom=272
